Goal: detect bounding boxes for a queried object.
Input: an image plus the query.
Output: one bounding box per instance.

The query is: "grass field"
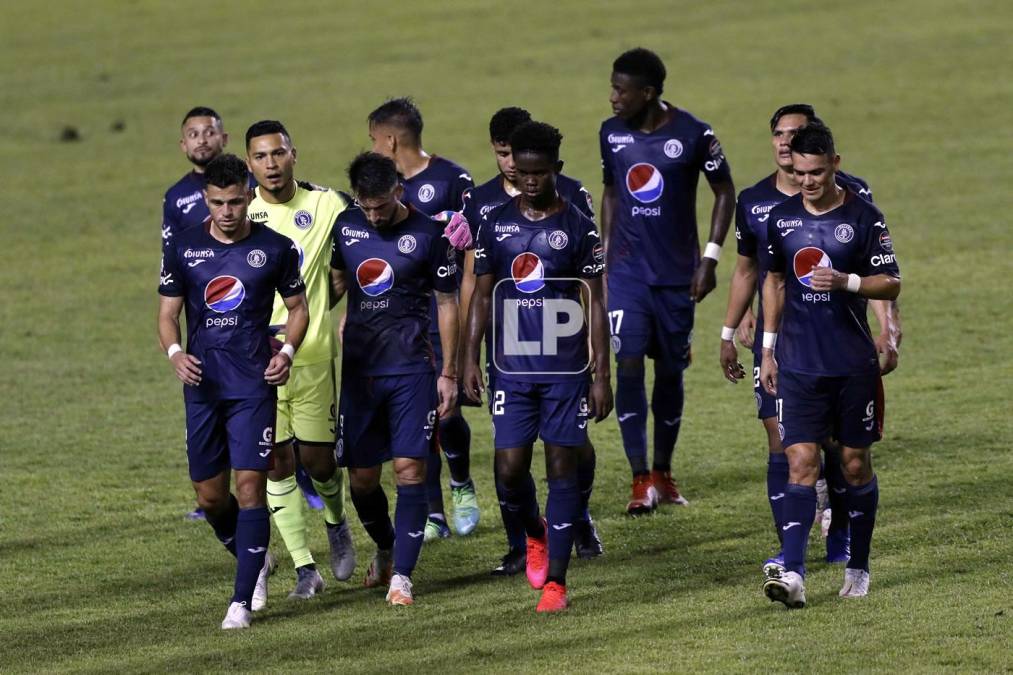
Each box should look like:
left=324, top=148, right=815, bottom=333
left=2, top=0, right=1012, bottom=672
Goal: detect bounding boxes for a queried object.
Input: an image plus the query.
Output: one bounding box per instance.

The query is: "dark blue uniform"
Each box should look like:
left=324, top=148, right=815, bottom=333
left=162, top=171, right=256, bottom=250
left=159, top=222, right=305, bottom=480
left=763, top=189, right=899, bottom=448
left=330, top=206, right=459, bottom=467
left=473, top=198, right=603, bottom=448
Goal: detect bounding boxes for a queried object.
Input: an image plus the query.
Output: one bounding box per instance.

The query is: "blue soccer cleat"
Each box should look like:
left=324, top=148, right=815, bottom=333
left=186, top=506, right=206, bottom=521
left=763, top=552, right=786, bottom=578
left=825, top=528, right=851, bottom=563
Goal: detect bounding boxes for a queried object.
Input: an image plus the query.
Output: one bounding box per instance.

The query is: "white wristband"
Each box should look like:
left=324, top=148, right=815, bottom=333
left=167, top=343, right=182, bottom=359
left=703, top=242, right=722, bottom=262
left=280, top=343, right=296, bottom=360
left=846, top=273, right=861, bottom=293
left=762, top=332, right=777, bottom=350
left=720, top=326, right=736, bottom=341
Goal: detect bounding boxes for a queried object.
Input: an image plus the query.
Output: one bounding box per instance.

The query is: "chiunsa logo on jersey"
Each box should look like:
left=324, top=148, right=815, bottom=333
left=356, top=258, right=394, bottom=296
left=511, top=252, right=545, bottom=293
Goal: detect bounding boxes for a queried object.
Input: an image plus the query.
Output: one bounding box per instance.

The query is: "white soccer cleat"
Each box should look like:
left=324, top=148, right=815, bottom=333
left=221, top=601, right=252, bottom=629
left=839, top=568, right=871, bottom=598
left=385, top=573, right=414, bottom=606
left=763, top=569, right=806, bottom=609
left=820, top=508, right=833, bottom=538
left=251, top=551, right=276, bottom=612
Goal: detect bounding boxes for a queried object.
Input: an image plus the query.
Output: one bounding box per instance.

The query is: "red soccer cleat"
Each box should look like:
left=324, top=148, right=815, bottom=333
left=652, top=469, right=689, bottom=506
left=536, top=581, right=569, bottom=613
left=526, top=519, right=549, bottom=590
left=626, top=474, right=659, bottom=515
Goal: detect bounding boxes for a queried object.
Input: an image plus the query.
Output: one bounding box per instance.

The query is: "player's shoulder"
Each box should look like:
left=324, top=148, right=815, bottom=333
left=768, top=193, right=804, bottom=220
left=470, top=175, right=503, bottom=199
left=165, top=171, right=199, bottom=198
left=430, top=155, right=472, bottom=181
left=837, top=170, right=874, bottom=202
left=406, top=206, right=446, bottom=237
left=737, top=174, right=780, bottom=204
left=562, top=200, right=596, bottom=230
left=252, top=221, right=297, bottom=251
left=170, top=221, right=208, bottom=249
left=669, top=106, right=714, bottom=133
left=557, top=173, right=585, bottom=194
left=846, top=189, right=885, bottom=224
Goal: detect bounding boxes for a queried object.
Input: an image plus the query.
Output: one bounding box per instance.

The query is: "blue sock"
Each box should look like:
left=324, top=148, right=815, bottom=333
left=577, top=447, right=596, bottom=522
left=545, top=476, right=579, bottom=583
left=767, top=453, right=789, bottom=544
left=822, top=443, right=850, bottom=535
left=232, top=507, right=270, bottom=607
left=651, top=368, right=684, bottom=471
left=782, top=484, right=817, bottom=577
left=393, top=484, right=428, bottom=577
left=845, top=475, right=879, bottom=572
left=439, top=415, right=472, bottom=484
left=616, top=370, right=648, bottom=475
left=205, top=494, right=239, bottom=556
left=496, top=476, right=527, bottom=550
left=350, top=486, right=395, bottom=550
left=425, top=451, right=445, bottom=516
left=503, top=474, right=542, bottom=538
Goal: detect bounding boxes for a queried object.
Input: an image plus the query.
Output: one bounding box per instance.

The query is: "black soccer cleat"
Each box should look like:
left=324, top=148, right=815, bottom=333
left=490, top=547, right=527, bottom=576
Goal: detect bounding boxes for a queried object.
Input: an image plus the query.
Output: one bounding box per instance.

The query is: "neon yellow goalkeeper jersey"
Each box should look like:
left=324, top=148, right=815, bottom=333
left=249, top=181, right=351, bottom=366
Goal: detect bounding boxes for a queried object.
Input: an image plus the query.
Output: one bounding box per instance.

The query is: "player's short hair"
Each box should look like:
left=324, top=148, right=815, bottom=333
left=509, top=121, right=563, bottom=163
left=245, top=120, right=291, bottom=148
left=790, top=122, right=836, bottom=157
left=204, top=153, right=250, bottom=189
left=489, top=107, right=532, bottom=144
left=368, top=97, right=424, bottom=141
left=613, top=47, right=666, bottom=95
left=769, top=103, right=823, bottom=131
left=181, top=107, right=221, bottom=126
left=348, top=152, right=400, bottom=199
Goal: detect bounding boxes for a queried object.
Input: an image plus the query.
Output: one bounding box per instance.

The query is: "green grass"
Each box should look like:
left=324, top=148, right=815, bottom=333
left=2, top=0, right=1011, bottom=671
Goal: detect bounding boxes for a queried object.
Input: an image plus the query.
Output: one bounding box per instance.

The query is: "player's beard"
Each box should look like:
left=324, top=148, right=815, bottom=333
left=187, top=147, right=218, bottom=168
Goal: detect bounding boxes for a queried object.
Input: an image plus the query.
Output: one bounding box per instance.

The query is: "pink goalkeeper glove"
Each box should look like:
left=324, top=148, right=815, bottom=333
left=435, top=210, right=473, bottom=250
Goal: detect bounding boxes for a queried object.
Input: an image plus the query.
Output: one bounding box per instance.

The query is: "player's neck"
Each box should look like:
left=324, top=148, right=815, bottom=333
left=398, top=150, right=431, bottom=180
left=258, top=180, right=297, bottom=205
left=628, top=101, right=670, bottom=134
left=803, top=183, right=845, bottom=215
left=775, top=168, right=800, bottom=196
left=500, top=175, right=521, bottom=197
left=191, top=165, right=206, bottom=175
left=518, top=192, right=562, bottom=220
left=209, top=219, right=252, bottom=244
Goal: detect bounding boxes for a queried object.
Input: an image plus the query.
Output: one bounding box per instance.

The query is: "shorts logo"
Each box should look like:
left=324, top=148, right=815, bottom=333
left=548, top=230, right=568, bottom=250
left=294, top=210, right=313, bottom=230
left=610, top=335, right=622, bottom=353
left=417, top=184, right=436, bottom=203
left=834, top=223, right=855, bottom=243
left=204, top=275, right=246, bottom=313
left=511, top=252, right=544, bottom=293
left=356, top=258, right=395, bottom=296
left=626, top=163, right=664, bottom=203
left=755, top=392, right=762, bottom=410
left=247, top=249, right=267, bottom=268
left=663, top=139, right=683, bottom=158
left=879, top=231, right=893, bottom=252
left=397, top=234, right=417, bottom=254
left=793, top=247, right=831, bottom=288
left=778, top=423, right=785, bottom=440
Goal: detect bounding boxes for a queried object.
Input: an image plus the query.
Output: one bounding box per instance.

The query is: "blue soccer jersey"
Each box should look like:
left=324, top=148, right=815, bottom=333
left=599, top=105, right=732, bottom=286
left=162, top=171, right=256, bottom=249
left=331, top=206, right=459, bottom=377
left=473, top=198, right=604, bottom=383
left=402, top=156, right=473, bottom=218
left=463, top=173, right=596, bottom=239
left=763, top=190, right=900, bottom=377
left=159, top=222, right=305, bottom=401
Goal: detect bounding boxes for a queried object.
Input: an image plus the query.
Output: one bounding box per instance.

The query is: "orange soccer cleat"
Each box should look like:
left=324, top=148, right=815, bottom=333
left=526, top=519, right=549, bottom=590
left=626, top=474, right=659, bottom=515
left=536, top=581, right=569, bottom=613
left=652, top=469, right=689, bottom=506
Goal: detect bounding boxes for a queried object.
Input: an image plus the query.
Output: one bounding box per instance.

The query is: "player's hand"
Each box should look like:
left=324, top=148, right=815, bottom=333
left=690, top=258, right=717, bottom=303
left=337, top=313, right=346, bottom=347
left=436, top=374, right=458, bottom=417
left=461, top=362, right=484, bottom=405
left=170, top=352, right=202, bottom=386
left=810, top=266, right=847, bottom=292
left=264, top=353, right=292, bottom=385
left=588, top=375, right=613, bottom=422
left=720, top=339, right=745, bottom=383
left=759, top=350, right=778, bottom=396
left=436, top=211, right=473, bottom=250
left=875, top=331, right=899, bottom=375
left=737, top=309, right=756, bottom=348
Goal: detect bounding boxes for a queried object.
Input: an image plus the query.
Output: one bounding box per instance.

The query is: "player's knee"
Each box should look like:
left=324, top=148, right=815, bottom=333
left=616, top=357, right=645, bottom=377
left=268, top=441, right=296, bottom=480
left=348, top=467, right=380, bottom=494
left=653, top=359, right=684, bottom=381
left=195, top=491, right=229, bottom=515
left=233, top=475, right=267, bottom=510
left=578, top=441, right=596, bottom=463
left=495, top=451, right=528, bottom=488
left=785, top=445, right=820, bottom=485
left=299, top=442, right=336, bottom=480
left=840, top=448, right=873, bottom=484
left=393, top=458, right=426, bottom=486
left=544, top=445, right=577, bottom=480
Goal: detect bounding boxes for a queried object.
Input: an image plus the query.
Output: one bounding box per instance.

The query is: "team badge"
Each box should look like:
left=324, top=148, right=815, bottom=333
left=356, top=258, right=395, bottom=296
left=204, top=275, right=246, bottom=313
left=417, top=184, right=436, bottom=203
left=879, top=231, right=893, bottom=251
left=548, top=230, right=568, bottom=250
left=592, top=242, right=605, bottom=263
left=625, top=163, right=664, bottom=203
left=834, top=223, right=855, bottom=243
left=247, top=249, right=267, bottom=268
left=610, top=335, right=622, bottom=354
left=397, top=234, right=417, bottom=254
left=294, top=210, right=313, bottom=230
left=663, top=139, right=683, bottom=158
left=511, top=252, right=545, bottom=293
left=793, top=247, right=832, bottom=287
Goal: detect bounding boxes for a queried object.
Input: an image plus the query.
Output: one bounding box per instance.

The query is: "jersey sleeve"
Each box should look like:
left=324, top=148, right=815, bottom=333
left=695, top=127, right=732, bottom=185
left=764, top=218, right=786, bottom=273
left=575, top=214, right=605, bottom=279
left=461, top=187, right=481, bottom=239
left=158, top=245, right=183, bottom=297
left=430, top=234, right=459, bottom=294
left=857, top=213, right=899, bottom=278
left=330, top=217, right=347, bottom=270
left=735, top=200, right=757, bottom=258
left=599, top=129, right=614, bottom=186
left=277, top=241, right=306, bottom=298
left=574, top=184, right=596, bottom=221
left=450, top=169, right=474, bottom=212
left=161, top=196, right=178, bottom=250
left=472, top=215, right=494, bottom=276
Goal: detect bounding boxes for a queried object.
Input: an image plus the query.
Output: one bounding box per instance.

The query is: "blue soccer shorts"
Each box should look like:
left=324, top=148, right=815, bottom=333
left=753, top=351, right=778, bottom=420
left=489, top=378, right=589, bottom=449
left=607, top=277, right=693, bottom=368
left=776, top=369, right=884, bottom=449
left=185, top=397, right=276, bottom=482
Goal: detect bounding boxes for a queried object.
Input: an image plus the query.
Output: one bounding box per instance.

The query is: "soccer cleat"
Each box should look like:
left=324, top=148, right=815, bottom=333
left=364, top=549, right=393, bottom=588
left=423, top=517, right=451, bottom=542
left=763, top=569, right=806, bottom=609
left=304, top=492, right=325, bottom=511
left=626, top=475, right=659, bottom=516
left=221, top=601, right=252, bottom=629
left=326, top=518, right=357, bottom=581
left=251, top=551, right=277, bottom=611
left=573, top=518, right=604, bottom=559
left=526, top=519, right=549, bottom=590
left=652, top=470, right=689, bottom=506
left=450, top=481, right=481, bottom=536
left=762, top=552, right=786, bottom=579
left=287, top=565, right=325, bottom=600
left=186, top=506, right=207, bottom=521
left=825, top=528, right=851, bottom=563
left=536, top=582, right=569, bottom=613
left=385, top=573, right=415, bottom=606
left=491, top=547, right=527, bottom=576
left=839, top=568, right=870, bottom=598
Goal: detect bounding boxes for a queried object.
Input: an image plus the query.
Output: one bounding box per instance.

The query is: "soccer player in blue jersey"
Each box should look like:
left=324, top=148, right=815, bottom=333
left=757, top=125, right=900, bottom=607
left=157, top=153, right=309, bottom=629
left=330, top=152, right=460, bottom=606
left=460, top=107, right=603, bottom=575
left=600, top=48, right=736, bottom=513
left=368, top=98, right=479, bottom=541
left=462, top=121, right=613, bottom=612
left=718, top=105, right=903, bottom=576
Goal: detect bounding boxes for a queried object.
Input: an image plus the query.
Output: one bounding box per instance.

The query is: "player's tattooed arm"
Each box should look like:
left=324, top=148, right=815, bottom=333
left=461, top=272, right=493, bottom=404
left=456, top=250, right=476, bottom=376
left=720, top=254, right=759, bottom=383
left=266, top=292, right=308, bottom=385
left=691, top=179, right=736, bottom=303
left=329, top=268, right=349, bottom=304
left=435, top=290, right=460, bottom=416
left=158, top=295, right=202, bottom=386
left=583, top=277, right=614, bottom=422
left=758, top=271, right=785, bottom=396
left=870, top=299, right=900, bottom=375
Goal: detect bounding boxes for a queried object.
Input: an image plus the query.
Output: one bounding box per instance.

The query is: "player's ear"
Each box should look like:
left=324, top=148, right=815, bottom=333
left=643, top=85, right=657, bottom=102
left=832, top=154, right=841, bottom=172
left=291, top=147, right=298, bottom=163
left=221, top=131, right=229, bottom=148
left=554, top=160, right=564, bottom=175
